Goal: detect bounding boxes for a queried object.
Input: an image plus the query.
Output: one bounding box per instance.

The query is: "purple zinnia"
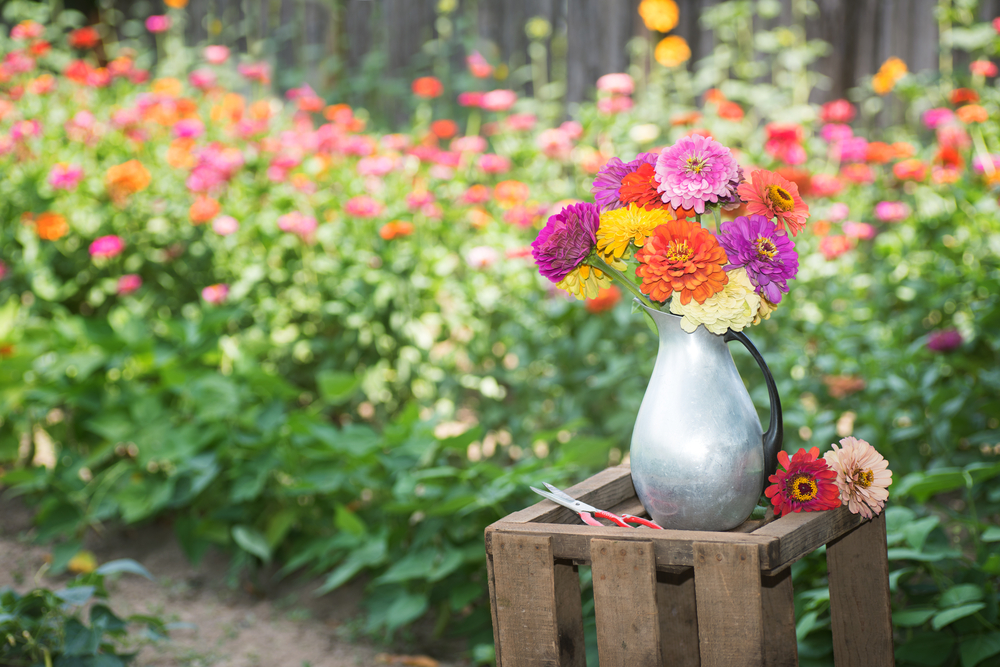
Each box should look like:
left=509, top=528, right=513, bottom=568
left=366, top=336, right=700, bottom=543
left=591, top=152, right=659, bottom=212
left=655, top=135, right=740, bottom=215
left=927, top=329, right=963, bottom=352
left=716, top=214, right=798, bottom=303
left=531, top=202, right=601, bottom=283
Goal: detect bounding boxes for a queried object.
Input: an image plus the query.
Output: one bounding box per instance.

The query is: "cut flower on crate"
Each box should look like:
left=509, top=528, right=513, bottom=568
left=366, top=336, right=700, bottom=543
left=765, top=439, right=893, bottom=518
left=531, top=135, right=803, bottom=335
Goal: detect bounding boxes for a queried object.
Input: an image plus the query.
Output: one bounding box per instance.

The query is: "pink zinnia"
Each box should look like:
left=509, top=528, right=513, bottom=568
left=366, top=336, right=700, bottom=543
left=823, top=437, right=892, bottom=520
left=204, top=45, right=230, bottom=64
left=655, top=134, right=740, bottom=215
left=597, top=96, right=633, bottom=114
left=922, top=108, right=954, bottom=129
left=970, top=60, right=998, bottom=77
left=173, top=118, right=205, bottom=139
left=406, top=191, right=435, bottom=211
left=596, top=73, right=634, bottom=95
left=828, top=202, right=850, bottom=221
left=237, top=62, right=270, bottom=84
left=560, top=121, right=583, bottom=140
left=481, top=89, right=517, bottom=112
left=874, top=201, right=910, bottom=222
left=506, top=113, right=537, bottom=131
left=117, top=274, right=142, bottom=295
left=277, top=212, right=318, bottom=240
left=189, top=68, right=216, bottom=91
left=48, top=163, right=84, bottom=191
left=89, top=235, right=124, bottom=259
left=212, top=215, right=239, bottom=236
left=843, top=221, right=876, bottom=240
left=344, top=196, right=384, bottom=218
left=356, top=156, right=396, bottom=177
left=457, top=92, right=484, bottom=108
left=478, top=154, right=511, bottom=174
left=202, top=284, right=229, bottom=304
left=830, top=136, right=868, bottom=163
left=820, top=123, right=853, bottom=143
left=0, top=260, right=8, bottom=280
left=451, top=135, right=487, bottom=153
left=537, top=128, right=572, bottom=161
left=146, top=15, right=170, bottom=33
left=820, top=99, right=856, bottom=124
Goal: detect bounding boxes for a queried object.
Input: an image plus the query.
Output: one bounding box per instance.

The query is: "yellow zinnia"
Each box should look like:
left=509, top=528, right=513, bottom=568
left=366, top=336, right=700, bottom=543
left=597, top=204, right=670, bottom=261
left=872, top=57, right=906, bottom=95
left=638, top=0, right=679, bottom=33
left=655, top=36, right=691, bottom=68
left=557, top=264, right=612, bottom=300
left=669, top=267, right=760, bottom=334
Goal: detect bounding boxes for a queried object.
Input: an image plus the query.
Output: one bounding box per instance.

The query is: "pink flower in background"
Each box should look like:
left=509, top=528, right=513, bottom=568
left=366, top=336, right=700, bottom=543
left=342, top=135, right=376, bottom=156
left=189, top=68, right=216, bottom=90
left=0, top=260, right=8, bottom=280
left=840, top=163, right=874, bottom=184
left=828, top=202, right=850, bottom=221
left=451, top=135, right=487, bottom=153
left=922, top=108, right=954, bottom=129
left=764, top=123, right=806, bottom=165
left=830, top=136, right=868, bottom=163
left=48, top=163, right=84, bottom=191
left=874, top=201, right=910, bottom=222
left=506, top=113, right=537, bottom=131
left=173, top=118, right=205, bottom=139
left=457, top=92, right=484, bottom=108
left=972, top=154, right=1000, bottom=173
left=461, top=185, right=491, bottom=204
left=927, top=329, right=963, bottom=352
left=145, top=15, right=170, bottom=33
left=406, top=191, right=435, bottom=211
left=560, top=121, right=584, bottom=140
left=212, top=215, right=239, bottom=236
left=11, top=119, right=41, bottom=142
left=204, top=45, right=230, bottom=64
left=481, top=89, right=517, bottom=112
left=433, top=151, right=461, bottom=168
left=277, top=212, right=318, bottom=240
left=821, top=123, right=853, bottom=143
left=478, top=154, right=511, bottom=174
left=970, top=60, right=998, bottom=77
left=202, top=284, right=229, bottom=304
left=356, top=156, right=396, bottom=177
left=409, top=146, right=439, bottom=163
left=467, top=51, right=493, bottom=78
left=843, top=221, right=876, bottom=240
left=537, top=128, right=573, bottom=161
left=380, top=134, right=411, bottom=151
left=0, top=137, right=13, bottom=156
left=5, top=50, right=36, bottom=74
left=466, top=246, right=499, bottom=269
left=819, top=235, right=853, bottom=260
left=344, top=195, right=384, bottom=218
left=820, top=99, right=856, bottom=123
left=237, top=62, right=271, bottom=84
left=11, top=20, right=44, bottom=40
left=429, top=165, right=454, bottom=180
left=65, top=110, right=99, bottom=144
left=116, top=274, right=142, bottom=295
left=597, top=96, right=633, bottom=114
left=937, top=124, right=970, bottom=149
left=596, top=73, right=634, bottom=95
left=89, top=235, right=124, bottom=258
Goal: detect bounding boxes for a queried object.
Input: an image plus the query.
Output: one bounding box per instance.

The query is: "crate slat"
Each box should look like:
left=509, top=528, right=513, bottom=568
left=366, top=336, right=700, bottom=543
left=656, top=569, right=700, bottom=667
left=752, top=505, right=863, bottom=571
left=761, top=568, right=798, bottom=667
left=693, top=542, right=764, bottom=667
left=590, top=539, right=662, bottom=666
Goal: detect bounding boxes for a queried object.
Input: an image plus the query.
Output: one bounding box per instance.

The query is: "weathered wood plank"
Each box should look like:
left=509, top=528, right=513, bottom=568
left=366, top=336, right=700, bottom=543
left=826, top=514, right=894, bottom=667
left=693, top=541, right=764, bottom=667
left=752, top=505, right=862, bottom=572
left=553, top=561, right=587, bottom=667
left=761, top=567, right=798, bottom=667
left=491, top=532, right=561, bottom=666
left=657, top=568, right=700, bottom=667
left=590, top=539, right=661, bottom=667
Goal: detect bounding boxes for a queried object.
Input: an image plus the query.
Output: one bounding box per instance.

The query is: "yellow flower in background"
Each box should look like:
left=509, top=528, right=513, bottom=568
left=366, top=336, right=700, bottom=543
left=872, top=57, right=907, bottom=95
left=655, top=36, right=691, bottom=68
left=557, top=263, right=612, bottom=300
left=639, top=0, right=679, bottom=33
left=597, top=204, right=669, bottom=261
left=67, top=550, right=97, bottom=574
left=670, top=267, right=760, bottom=334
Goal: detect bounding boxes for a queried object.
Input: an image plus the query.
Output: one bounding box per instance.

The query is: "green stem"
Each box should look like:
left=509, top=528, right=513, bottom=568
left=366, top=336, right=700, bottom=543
left=711, top=206, right=722, bottom=231
left=590, top=256, right=657, bottom=311
left=971, top=125, right=994, bottom=176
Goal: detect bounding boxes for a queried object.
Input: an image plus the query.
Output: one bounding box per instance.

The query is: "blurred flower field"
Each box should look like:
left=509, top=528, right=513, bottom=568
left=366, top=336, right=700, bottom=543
left=1, top=0, right=1000, bottom=664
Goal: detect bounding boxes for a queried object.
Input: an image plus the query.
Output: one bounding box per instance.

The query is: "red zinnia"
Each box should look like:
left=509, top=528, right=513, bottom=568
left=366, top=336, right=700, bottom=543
left=764, top=447, right=840, bottom=517
left=69, top=27, right=100, bottom=49
left=736, top=169, right=809, bottom=236
left=950, top=88, right=979, bottom=105
left=412, top=76, right=444, bottom=99
left=634, top=219, right=729, bottom=305
left=430, top=119, right=458, bottom=139
left=618, top=163, right=665, bottom=210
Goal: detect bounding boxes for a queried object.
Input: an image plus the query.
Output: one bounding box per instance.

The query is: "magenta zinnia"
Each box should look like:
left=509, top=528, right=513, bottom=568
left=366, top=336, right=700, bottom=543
left=765, top=447, right=840, bottom=517
left=716, top=214, right=799, bottom=304
left=531, top=202, right=601, bottom=283
left=654, top=135, right=741, bottom=215
left=591, top=152, right=659, bottom=212
left=823, top=437, right=892, bottom=519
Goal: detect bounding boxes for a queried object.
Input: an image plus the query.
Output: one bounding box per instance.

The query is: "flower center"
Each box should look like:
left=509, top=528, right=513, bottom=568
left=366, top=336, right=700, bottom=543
left=754, top=236, right=777, bottom=259
left=788, top=474, right=818, bottom=501
left=766, top=184, right=795, bottom=212
left=857, top=469, right=874, bottom=488
left=685, top=155, right=708, bottom=174
left=665, top=240, right=693, bottom=263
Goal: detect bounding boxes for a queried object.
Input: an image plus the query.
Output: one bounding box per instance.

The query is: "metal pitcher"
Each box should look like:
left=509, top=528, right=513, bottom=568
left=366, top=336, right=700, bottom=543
left=630, top=304, right=783, bottom=531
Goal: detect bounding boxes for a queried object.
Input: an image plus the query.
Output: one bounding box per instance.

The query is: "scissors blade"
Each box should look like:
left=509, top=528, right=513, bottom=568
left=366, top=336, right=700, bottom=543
left=542, top=483, right=599, bottom=513
left=530, top=486, right=580, bottom=510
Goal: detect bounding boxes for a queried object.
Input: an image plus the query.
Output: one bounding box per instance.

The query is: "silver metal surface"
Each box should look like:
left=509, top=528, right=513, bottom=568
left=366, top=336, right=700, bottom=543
left=529, top=485, right=597, bottom=513
left=629, top=305, right=765, bottom=531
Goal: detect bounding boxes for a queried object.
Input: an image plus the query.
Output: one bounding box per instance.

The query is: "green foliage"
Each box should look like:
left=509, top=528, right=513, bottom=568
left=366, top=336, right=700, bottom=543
left=0, top=561, right=165, bottom=667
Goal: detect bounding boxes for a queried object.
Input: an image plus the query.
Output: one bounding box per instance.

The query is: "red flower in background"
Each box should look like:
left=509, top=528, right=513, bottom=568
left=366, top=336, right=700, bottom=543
left=412, top=76, right=444, bottom=99
left=950, top=88, right=979, bottom=105
left=820, top=99, right=856, bottom=123
left=970, top=60, right=998, bottom=77
left=431, top=119, right=458, bottom=140
left=586, top=285, right=621, bottom=313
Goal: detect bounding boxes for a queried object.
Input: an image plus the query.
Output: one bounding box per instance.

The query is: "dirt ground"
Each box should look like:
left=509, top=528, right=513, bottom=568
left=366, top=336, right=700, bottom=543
left=0, top=500, right=466, bottom=667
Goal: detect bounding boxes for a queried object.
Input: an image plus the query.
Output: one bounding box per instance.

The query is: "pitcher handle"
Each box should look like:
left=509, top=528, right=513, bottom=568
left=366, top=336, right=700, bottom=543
left=724, top=329, right=783, bottom=485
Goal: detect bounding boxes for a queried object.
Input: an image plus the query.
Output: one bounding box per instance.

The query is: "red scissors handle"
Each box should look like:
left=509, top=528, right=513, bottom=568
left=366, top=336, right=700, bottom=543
left=619, top=514, right=663, bottom=530
left=591, top=510, right=631, bottom=528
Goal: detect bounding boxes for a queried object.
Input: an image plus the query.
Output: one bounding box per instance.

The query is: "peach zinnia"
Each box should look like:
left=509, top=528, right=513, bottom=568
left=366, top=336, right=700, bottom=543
left=823, top=437, right=892, bottom=519
left=35, top=212, right=69, bottom=241
left=105, top=159, right=151, bottom=204
left=634, top=219, right=728, bottom=305
left=737, top=169, right=809, bottom=236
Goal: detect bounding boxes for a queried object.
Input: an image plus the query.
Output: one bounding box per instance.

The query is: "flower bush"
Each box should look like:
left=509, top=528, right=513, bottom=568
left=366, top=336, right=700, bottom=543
left=0, top=1, right=999, bottom=665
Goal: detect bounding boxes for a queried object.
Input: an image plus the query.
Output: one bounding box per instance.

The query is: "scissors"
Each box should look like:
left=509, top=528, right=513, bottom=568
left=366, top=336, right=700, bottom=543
left=530, top=482, right=663, bottom=529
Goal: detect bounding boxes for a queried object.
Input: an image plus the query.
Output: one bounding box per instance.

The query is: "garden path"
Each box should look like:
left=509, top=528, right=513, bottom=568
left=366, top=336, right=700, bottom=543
left=0, top=500, right=460, bottom=667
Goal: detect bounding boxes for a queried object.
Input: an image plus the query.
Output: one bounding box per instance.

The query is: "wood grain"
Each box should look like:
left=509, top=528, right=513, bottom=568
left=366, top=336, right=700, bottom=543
left=553, top=561, right=587, bottom=667
left=753, top=505, right=863, bottom=572
left=761, top=567, right=798, bottom=667
left=657, top=568, right=701, bottom=667
left=693, top=541, right=764, bottom=667
left=590, top=539, right=662, bottom=667
left=826, top=515, right=894, bottom=667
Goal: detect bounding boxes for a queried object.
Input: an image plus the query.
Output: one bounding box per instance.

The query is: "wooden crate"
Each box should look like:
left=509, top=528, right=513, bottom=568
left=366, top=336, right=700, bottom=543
left=485, top=465, right=893, bottom=667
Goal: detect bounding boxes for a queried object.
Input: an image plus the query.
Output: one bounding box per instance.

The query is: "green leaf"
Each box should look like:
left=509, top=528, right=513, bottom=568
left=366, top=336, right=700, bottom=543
left=315, top=538, right=387, bottom=596
left=894, top=469, right=966, bottom=502
left=375, top=550, right=439, bottom=584
left=316, top=370, right=360, bottom=404
left=334, top=504, right=367, bottom=537
left=49, top=539, right=83, bottom=576
left=981, top=526, right=1000, bottom=543
left=892, top=608, right=936, bottom=627
left=903, top=516, right=940, bottom=551
left=95, top=559, right=154, bottom=581
left=62, top=618, right=100, bottom=656
left=887, top=547, right=962, bottom=562
left=931, top=603, right=986, bottom=630
left=231, top=526, right=272, bottom=563
left=894, top=631, right=956, bottom=667
left=939, top=584, right=984, bottom=607
left=90, top=604, right=127, bottom=633
left=384, top=591, right=429, bottom=631
left=55, top=586, right=96, bottom=606
left=960, top=632, right=1000, bottom=667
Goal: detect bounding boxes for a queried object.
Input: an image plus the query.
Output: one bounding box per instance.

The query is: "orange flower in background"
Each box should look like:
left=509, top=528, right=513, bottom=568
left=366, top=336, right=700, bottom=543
left=957, top=104, right=988, bottom=124
left=325, top=103, right=353, bottom=123
left=654, top=36, right=691, bottom=68
left=105, top=160, right=151, bottom=203
left=189, top=196, right=221, bottom=223
left=872, top=57, right=907, bottom=95
left=892, top=142, right=916, bottom=159
left=152, top=77, right=183, bottom=98
left=167, top=138, right=196, bottom=169
left=28, top=74, right=55, bottom=95
left=211, top=93, right=246, bottom=124
left=35, top=212, right=69, bottom=240
left=164, top=0, right=189, bottom=7
left=638, top=0, right=679, bottom=32
left=249, top=99, right=272, bottom=121
left=950, top=88, right=979, bottom=105
left=704, top=88, right=726, bottom=104
left=932, top=166, right=961, bottom=184
left=865, top=142, right=895, bottom=164
left=494, top=180, right=530, bottom=208
left=670, top=111, right=701, bottom=126
left=893, top=159, right=927, bottom=181
left=635, top=219, right=729, bottom=305
left=379, top=220, right=414, bottom=240
left=468, top=207, right=492, bottom=229
left=586, top=285, right=622, bottom=313
left=412, top=77, right=444, bottom=99
left=823, top=375, right=866, bottom=399
left=430, top=119, right=458, bottom=140
left=717, top=100, right=744, bottom=121
left=812, top=220, right=832, bottom=237
left=774, top=167, right=812, bottom=198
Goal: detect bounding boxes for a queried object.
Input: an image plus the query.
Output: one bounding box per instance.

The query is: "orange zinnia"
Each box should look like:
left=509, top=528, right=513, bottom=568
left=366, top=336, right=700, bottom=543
left=189, top=196, right=221, bottom=223
left=638, top=0, right=679, bottom=32
left=105, top=160, right=151, bottom=203
left=494, top=180, right=530, bottom=209
left=412, top=77, right=443, bottom=99
left=950, top=88, right=979, bottom=105
left=635, top=219, right=729, bottom=305
left=36, top=212, right=69, bottom=240
left=736, top=169, right=809, bottom=236
left=654, top=36, right=691, bottom=68
left=865, top=142, right=895, bottom=164
left=430, top=119, right=458, bottom=140
left=957, top=104, right=988, bottom=124
left=379, top=220, right=415, bottom=240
